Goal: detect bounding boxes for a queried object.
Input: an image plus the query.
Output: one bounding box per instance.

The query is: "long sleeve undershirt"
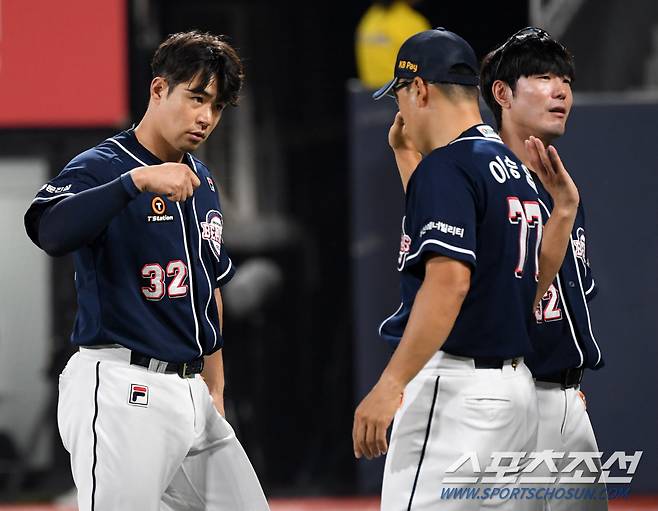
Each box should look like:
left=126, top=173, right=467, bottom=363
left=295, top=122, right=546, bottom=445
left=37, top=172, right=141, bottom=256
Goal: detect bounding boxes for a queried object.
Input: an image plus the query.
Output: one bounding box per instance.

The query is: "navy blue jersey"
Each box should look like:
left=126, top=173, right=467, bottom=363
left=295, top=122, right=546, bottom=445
left=380, top=125, right=542, bottom=359
left=525, top=182, right=604, bottom=378
left=25, top=129, right=234, bottom=363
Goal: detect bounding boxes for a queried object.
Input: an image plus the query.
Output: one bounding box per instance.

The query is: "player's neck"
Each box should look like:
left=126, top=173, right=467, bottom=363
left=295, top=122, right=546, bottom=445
left=500, top=124, right=554, bottom=170
left=134, top=116, right=185, bottom=163
left=424, top=104, right=482, bottom=154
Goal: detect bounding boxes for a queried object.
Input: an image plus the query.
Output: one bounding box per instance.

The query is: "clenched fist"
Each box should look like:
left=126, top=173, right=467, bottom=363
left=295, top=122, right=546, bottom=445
left=130, top=163, right=201, bottom=202
left=388, top=112, right=419, bottom=153
left=388, top=112, right=422, bottom=191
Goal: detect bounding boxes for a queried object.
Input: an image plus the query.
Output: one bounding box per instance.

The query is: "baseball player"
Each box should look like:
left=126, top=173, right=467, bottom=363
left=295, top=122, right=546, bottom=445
left=481, top=28, right=606, bottom=510
left=352, top=28, right=555, bottom=510
left=24, top=31, right=269, bottom=511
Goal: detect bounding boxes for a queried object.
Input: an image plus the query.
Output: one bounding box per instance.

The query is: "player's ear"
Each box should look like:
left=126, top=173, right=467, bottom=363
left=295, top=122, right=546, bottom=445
left=414, top=77, right=430, bottom=107
left=150, top=77, right=169, bottom=104
left=492, top=79, right=512, bottom=110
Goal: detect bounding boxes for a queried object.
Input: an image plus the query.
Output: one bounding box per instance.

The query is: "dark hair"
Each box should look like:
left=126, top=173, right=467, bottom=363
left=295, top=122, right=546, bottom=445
left=151, top=30, right=244, bottom=107
left=480, top=31, right=575, bottom=129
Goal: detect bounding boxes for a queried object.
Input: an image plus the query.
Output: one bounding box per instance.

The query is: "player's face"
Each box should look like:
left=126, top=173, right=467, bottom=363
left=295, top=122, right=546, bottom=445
left=508, top=73, right=572, bottom=140
left=157, top=74, right=225, bottom=154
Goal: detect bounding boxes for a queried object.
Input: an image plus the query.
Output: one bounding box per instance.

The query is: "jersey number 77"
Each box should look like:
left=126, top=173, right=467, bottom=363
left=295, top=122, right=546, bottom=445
left=507, top=197, right=543, bottom=281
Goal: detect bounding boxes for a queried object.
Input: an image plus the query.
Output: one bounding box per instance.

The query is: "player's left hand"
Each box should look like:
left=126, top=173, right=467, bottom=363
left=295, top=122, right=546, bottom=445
left=352, top=379, right=403, bottom=460
left=525, top=136, right=579, bottom=210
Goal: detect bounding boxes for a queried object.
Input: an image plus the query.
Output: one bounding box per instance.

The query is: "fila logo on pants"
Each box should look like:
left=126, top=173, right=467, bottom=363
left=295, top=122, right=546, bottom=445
left=129, top=384, right=149, bottom=406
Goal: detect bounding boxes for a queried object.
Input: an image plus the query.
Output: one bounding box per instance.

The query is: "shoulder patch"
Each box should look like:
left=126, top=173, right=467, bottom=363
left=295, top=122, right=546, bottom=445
left=201, top=210, right=223, bottom=260
left=572, top=227, right=589, bottom=273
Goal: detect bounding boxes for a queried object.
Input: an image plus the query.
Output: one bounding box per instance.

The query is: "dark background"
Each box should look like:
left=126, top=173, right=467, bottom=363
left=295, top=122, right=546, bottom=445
left=9, top=0, right=655, bottom=502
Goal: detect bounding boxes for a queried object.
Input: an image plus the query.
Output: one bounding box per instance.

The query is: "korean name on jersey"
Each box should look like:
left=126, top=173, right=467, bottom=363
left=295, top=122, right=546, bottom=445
left=380, top=125, right=543, bottom=360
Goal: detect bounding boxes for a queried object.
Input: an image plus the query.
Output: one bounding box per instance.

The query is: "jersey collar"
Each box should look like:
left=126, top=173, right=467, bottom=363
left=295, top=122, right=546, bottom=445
left=118, top=129, right=195, bottom=170
left=449, top=124, right=503, bottom=144
left=114, top=129, right=164, bottom=166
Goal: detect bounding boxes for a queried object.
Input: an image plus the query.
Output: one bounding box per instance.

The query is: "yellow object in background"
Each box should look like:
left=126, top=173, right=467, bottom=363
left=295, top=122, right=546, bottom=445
left=355, top=1, right=431, bottom=90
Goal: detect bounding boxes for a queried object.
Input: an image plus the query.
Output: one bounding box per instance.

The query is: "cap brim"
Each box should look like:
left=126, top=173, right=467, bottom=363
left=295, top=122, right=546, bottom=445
left=372, top=77, right=398, bottom=100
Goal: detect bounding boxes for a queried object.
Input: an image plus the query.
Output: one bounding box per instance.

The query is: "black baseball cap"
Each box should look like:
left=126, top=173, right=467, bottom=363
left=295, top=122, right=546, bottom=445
left=373, top=27, right=479, bottom=100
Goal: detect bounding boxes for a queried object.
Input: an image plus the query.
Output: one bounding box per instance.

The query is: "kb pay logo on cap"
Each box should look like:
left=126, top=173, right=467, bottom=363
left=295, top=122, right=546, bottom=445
left=398, top=60, right=418, bottom=73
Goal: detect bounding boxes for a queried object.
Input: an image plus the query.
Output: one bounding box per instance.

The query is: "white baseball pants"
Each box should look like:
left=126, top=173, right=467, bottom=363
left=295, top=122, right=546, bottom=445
left=381, top=351, right=539, bottom=511
left=57, top=347, right=270, bottom=511
left=535, top=382, right=608, bottom=511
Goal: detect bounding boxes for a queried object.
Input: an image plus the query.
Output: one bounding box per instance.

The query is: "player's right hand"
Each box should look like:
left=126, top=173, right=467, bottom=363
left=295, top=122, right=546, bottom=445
left=388, top=112, right=419, bottom=154
left=525, top=136, right=579, bottom=211
left=130, top=163, right=201, bottom=202
left=353, top=379, right=402, bottom=460
left=389, top=112, right=422, bottom=191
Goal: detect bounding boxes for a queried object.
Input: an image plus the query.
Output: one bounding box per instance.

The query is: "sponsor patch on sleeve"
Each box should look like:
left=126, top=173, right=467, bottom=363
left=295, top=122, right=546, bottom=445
left=420, top=220, right=465, bottom=238
left=41, top=183, right=72, bottom=194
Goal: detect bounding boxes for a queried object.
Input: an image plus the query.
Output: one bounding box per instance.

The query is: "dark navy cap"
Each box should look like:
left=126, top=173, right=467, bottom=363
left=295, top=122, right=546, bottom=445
left=373, top=27, right=479, bottom=100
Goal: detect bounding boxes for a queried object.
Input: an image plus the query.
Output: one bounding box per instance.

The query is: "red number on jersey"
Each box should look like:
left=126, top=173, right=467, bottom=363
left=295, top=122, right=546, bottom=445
left=166, top=260, right=189, bottom=298
left=507, top=197, right=543, bottom=280
left=141, top=263, right=166, bottom=301
left=141, top=260, right=189, bottom=300
left=534, top=283, right=563, bottom=323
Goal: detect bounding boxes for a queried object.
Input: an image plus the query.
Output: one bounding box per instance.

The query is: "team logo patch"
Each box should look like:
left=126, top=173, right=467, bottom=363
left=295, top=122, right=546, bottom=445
left=200, top=210, right=223, bottom=260
left=572, top=227, right=588, bottom=273
left=129, top=384, right=149, bottom=406
left=398, top=216, right=411, bottom=270
left=147, top=196, right=174, bottom=223
left=206, top=176, right=215, bottom=192
left=399, top=234, right=411, bottom=265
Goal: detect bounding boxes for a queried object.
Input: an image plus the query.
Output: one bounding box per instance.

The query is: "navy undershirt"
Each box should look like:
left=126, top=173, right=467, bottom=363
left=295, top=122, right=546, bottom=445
left=36, top=172, right=141, bottom=256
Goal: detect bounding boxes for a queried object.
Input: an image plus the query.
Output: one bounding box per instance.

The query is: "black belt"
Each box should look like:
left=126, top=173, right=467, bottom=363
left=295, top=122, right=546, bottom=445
left=129, top=351, right=204, bottom=378
left=473, top=357, right=507, bottom=369
left=538, top=368, right=584, bottom=389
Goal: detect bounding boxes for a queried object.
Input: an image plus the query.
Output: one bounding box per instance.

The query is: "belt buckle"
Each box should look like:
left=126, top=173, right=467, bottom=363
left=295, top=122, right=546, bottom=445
left=177, top=362, right=194, bottom=379
left=177, top=359, right=203, bottom=379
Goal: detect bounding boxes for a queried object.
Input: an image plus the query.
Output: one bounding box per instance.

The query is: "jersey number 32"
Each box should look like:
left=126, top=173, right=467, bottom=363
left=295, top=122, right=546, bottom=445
left=141, top=260, right=189, bottom=300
